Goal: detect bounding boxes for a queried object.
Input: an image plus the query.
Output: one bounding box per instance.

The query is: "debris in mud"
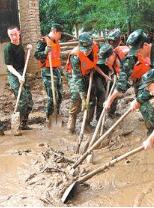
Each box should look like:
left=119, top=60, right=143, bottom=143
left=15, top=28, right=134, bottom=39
left=21, top=144, right=84, bottom=205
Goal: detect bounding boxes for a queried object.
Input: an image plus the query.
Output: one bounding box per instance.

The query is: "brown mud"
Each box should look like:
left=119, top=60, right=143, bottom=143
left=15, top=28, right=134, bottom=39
left=0, top=74, right=154, bottom=207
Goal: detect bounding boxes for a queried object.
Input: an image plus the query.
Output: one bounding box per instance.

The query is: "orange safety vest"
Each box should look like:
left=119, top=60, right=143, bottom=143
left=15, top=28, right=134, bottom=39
left=38, top=36, right=61, bottom=68
left=65, top=43, right=99, bottom=76
left=131, top=43, right=152, bottom=80
left=106, top=46, right=129, bottom=75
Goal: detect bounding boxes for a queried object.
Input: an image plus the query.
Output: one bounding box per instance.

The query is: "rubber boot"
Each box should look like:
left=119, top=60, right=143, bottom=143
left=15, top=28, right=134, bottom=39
left=0, top=130, right=5, bottom=136
left=19, top=114, right=32, bottom=130
left=67, top=114, right=76, bottom=134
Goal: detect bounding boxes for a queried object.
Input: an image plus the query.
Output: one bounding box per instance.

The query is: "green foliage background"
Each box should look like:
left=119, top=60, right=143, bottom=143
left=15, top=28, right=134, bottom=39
left=39, top=0, right=154, bottom=35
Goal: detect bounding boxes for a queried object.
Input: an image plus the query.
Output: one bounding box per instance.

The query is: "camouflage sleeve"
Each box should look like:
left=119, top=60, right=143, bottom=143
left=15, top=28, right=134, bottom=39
left=70, top=55, right=86, bottom=99
left=34, top=40, right=47, bottom=61
left=116, top=56, right=136, bottom=93
left=136, top=89, right=152, bottom=104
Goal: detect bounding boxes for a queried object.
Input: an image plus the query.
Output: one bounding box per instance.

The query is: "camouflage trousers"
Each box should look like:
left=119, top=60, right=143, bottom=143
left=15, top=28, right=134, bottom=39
left=7, top=71, right=33, bottom=121
left=65, top=72, right=96, bottom=123
left=93, top=73, right=118, bottom=120
left=140, top=99, right=154, bottom=135
left=93, top=74, right=106, bottom=120
left=41, top=68, right=62, bottom=118
left=0, top=120, right=4, bottom=132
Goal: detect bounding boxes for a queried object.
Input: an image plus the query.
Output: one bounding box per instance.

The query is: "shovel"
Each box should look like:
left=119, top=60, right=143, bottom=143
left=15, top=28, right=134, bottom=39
left=99, top=75, right=117, bottom=136
left=61, top=145, right=144, bottom=203
left=82, top=75, right=117, bottom=154
left=72, top=107, right=132, bottom=169
left=11, top=44, right=32, bottom=134
left=48, top=52, right=63, bottom=128
left=76, top=71, right=93, bottom=154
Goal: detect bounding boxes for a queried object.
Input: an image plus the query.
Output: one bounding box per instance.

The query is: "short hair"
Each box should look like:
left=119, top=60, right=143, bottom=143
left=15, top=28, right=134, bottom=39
left=7, top=26, right=20, bottom=31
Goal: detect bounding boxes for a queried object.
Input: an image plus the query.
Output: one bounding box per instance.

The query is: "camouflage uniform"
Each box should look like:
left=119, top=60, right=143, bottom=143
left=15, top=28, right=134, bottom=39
left=66, top=55, right=96, bottom=124
left=94, top=64, right=108, bottom=120
left=4, top=42, right=33, bottom=128
left=116, top=29, right=154, bottom=95
left=65, top=32, right=97, bottom=133
left=137, top=69, right=154, bottom=135
left=34, top=30, right=62, bottom=118
left=97, top=43, right=118, bottom=119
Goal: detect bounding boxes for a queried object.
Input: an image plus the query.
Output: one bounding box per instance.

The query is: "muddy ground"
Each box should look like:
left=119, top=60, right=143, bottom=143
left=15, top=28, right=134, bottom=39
left=0, top=74, right=154, bottom=207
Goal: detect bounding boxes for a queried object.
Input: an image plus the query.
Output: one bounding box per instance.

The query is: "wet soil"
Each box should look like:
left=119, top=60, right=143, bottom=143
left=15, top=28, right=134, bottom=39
left=0, top=75, right=154, bottom=207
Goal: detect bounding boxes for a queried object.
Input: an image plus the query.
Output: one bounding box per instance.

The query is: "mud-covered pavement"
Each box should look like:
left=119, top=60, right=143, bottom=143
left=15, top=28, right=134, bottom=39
left=0, top=74, right=154, bottom=207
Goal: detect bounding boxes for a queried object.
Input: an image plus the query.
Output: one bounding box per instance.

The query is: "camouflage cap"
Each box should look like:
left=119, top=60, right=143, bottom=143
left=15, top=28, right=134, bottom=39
left=79, top=32, right=93, bottom=52
left=50, top=23, right=63, bottom=32
left=126, top=29, right=147, bottom=55
left=97, top=43, right=113, bottom=65
left=107, top=29, right=121, bottom=41
left=138, top=69, right=154, bottom=90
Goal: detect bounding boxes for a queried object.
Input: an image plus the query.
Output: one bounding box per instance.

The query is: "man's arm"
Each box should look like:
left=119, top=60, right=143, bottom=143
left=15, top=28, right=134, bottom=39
left=4, top=44, right=24, bottom=83
left=105, top=56, right=136, bottom=110
left=95, top=65, right=112, bottom=81
left=34, top=39, right=48, bottom=61
left=143, top=130, right=154, bottom=150
left=7, top=65, right=24, bottom=83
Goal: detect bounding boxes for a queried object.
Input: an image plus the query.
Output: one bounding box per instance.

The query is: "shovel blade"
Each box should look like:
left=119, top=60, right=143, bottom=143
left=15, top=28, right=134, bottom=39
left=48, top=114, right=63, bottom=128
left=61, top=181, right=78, bottom=203
left=11, top=112, right=22, bottom=136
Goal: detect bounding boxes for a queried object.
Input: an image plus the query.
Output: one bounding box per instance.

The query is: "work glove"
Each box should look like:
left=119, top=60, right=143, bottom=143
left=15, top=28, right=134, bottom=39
left=81, top=97, right=88, bottom=111
left=44, top=46, right=52, bottom=55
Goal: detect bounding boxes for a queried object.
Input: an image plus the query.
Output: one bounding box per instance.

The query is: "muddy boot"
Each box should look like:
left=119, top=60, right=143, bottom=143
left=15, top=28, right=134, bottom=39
left=13, top=129, right=22, bottom=136
left=0, top=130, right=5, bottom=136
left=67, top=114, right=76, bottom=134
left=85, top=122, right=94, bottom=133
left=19, top=114, right=32, bottom=130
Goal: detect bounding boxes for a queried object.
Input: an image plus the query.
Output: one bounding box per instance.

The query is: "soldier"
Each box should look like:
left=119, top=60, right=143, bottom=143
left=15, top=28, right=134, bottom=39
left=95, top=43, right=113, bottom=120
left=105, top=29, right=154, bottom=112
left=107, top=28, right=121, bottom=49
left=129, top=69, right=154, bottom=149
left=65, top=32, right=110, bottom=133
left=34, top=23, right=63, bottom=124
left=96, top=42, right=129, bottom=118
left=4, top=26, right=33, bottom=135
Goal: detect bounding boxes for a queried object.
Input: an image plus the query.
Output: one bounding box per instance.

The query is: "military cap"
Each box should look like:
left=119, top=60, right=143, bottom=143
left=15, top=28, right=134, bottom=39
left=139, top=69, right=154, bottom=90
left=50, top=23, right=63, bottom=32
left=127, top=29, right=147, bottom=55
left=107, top=29, right=121, bottom=41
left=79, top=32, right=93, bottom=52
left=97, top=43, right=113, bottom=64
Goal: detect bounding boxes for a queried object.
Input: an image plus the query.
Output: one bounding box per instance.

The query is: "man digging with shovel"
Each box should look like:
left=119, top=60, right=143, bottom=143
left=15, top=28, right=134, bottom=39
left=4, top=26, right=33, bottom=136
left=65, top=32, right=111, bottom=134
left=34, top=23, right=63, bottom=127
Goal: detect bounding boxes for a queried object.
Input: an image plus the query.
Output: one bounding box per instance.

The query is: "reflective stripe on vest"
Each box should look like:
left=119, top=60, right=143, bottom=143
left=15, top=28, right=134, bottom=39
left=65, top=43, right=99, bottom=76
left=38, top=36, right=61, bottom=68
left=131, top=43, right=152, bottom=80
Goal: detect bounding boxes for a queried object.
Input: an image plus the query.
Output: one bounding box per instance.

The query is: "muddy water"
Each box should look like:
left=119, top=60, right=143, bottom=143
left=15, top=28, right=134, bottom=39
left=0, top=76, right=154, bottom=206
left=0, top=113, right=154, bottom=207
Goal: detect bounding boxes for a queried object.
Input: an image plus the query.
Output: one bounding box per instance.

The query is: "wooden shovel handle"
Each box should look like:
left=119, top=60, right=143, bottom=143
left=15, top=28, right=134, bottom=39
left=73, top=107, right=131, bottom=169
left=76, top=71, right=93, bottom=153
left=79, top=145, right=144, bottom=183
left=14, top=46, right=32, bottom=113
left=49, top=52, right=57, bottom=111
